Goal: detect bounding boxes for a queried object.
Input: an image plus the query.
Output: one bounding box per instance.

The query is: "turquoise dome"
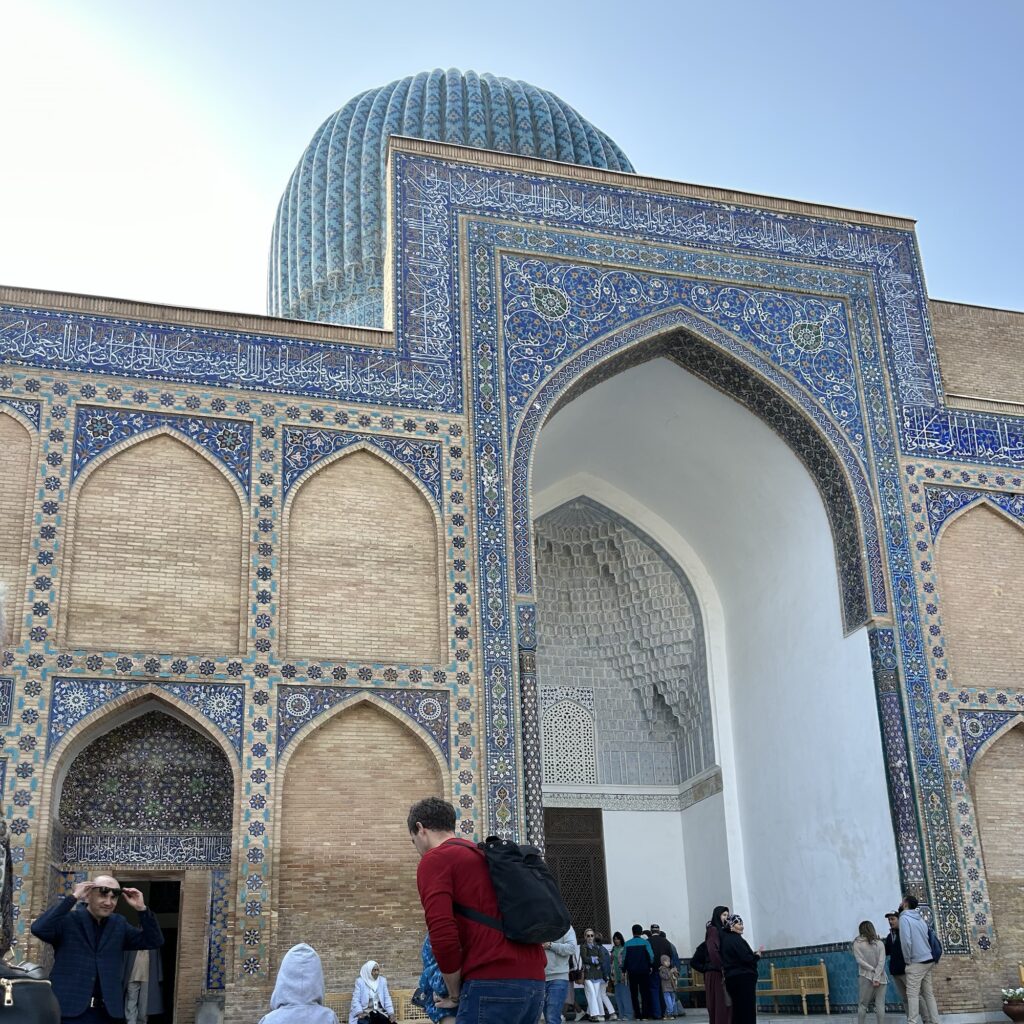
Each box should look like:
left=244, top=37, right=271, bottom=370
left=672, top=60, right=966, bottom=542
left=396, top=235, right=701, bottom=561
left=268, top=69, right=634, bottom=327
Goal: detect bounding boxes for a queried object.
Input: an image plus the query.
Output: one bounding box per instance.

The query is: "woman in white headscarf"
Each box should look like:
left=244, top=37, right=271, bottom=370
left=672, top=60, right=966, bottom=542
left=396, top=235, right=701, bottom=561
left=349, top=961, right=397, bottom=1024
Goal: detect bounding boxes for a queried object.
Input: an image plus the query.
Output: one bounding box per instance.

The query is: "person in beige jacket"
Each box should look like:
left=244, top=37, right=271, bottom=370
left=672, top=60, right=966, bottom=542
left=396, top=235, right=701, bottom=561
left=852, top=921, right=888, bottom=1024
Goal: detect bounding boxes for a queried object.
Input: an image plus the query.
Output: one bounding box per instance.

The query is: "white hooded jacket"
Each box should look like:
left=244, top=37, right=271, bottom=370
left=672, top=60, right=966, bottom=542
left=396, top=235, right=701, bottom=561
left=259, top=944, right=338, bottom=1024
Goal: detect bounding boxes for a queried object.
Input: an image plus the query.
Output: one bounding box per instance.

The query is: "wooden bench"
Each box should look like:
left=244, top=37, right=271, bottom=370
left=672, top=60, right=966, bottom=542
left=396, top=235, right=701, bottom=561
left=324, top=988, right=431, bottom=1024
left=1019, top=962, right=1024, bottom=986
left=757, top=960, right=830, bottom=1015
left=676, top=967, right=705, bottom=1007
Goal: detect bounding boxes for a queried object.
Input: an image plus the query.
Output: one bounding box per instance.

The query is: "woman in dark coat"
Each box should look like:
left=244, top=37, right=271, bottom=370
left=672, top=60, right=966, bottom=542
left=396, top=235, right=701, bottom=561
left=704, top=906, right=731, bottom=1024
left=719, top=915, right=761, bottom=1024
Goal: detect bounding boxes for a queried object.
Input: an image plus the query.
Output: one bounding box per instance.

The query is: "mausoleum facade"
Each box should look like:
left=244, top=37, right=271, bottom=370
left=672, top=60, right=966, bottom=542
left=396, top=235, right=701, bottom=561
left=1, top=69, right=1022, bottom=1021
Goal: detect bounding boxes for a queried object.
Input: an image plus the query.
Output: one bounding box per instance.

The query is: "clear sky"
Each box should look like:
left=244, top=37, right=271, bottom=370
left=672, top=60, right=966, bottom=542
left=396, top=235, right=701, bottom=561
left=3, top=0, right=1021, bottom=317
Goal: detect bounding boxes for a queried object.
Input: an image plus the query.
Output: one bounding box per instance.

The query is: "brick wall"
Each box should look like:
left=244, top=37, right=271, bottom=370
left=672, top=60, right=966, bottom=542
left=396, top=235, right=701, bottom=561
left=930, top=300, right=1024, bottom=405
left=282, top=449, right=442, bottom=662
left=276, top=700, right=444, bottom=994
left=175, top=871, right=213, bottom=1024
left=972, top=723, right=1024, bottom=997
left=936, top=503, right=1024, bottom=690
left=62, top=433, right=244, bottom=652
left=0, top=412, right=33, bottom=647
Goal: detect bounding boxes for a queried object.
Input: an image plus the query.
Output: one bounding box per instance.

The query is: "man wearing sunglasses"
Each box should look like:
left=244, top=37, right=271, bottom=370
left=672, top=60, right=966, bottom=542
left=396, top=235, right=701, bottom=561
left=31, top=875, right=164, bottom=1023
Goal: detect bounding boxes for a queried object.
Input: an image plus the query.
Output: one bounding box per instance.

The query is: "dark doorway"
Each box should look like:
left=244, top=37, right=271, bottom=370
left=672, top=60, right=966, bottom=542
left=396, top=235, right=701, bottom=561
left=118, top=879, right=180, bottom=1024
left=544, top=807, right=611, bottom=938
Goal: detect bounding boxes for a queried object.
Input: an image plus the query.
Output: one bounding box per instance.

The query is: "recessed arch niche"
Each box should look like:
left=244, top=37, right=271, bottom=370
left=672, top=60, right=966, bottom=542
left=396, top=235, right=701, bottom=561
left=276, top=699, right=444, bottom=991
left=61, top=431, right=245, bottom=652
left=936, top=501, right=1024, bottom=690
left=281, top=446, right=444, bottom=663
left=0, top=411, right=34, bottom=647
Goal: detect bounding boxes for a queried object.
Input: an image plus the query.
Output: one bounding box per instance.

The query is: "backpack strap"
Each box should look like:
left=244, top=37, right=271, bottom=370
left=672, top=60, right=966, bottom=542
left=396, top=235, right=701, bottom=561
left=453, top=902, right=503, bottom=932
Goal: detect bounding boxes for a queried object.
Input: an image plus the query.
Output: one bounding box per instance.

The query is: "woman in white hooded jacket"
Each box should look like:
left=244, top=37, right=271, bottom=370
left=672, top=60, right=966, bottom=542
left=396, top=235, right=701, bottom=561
left=349, top=961, right=397, bottom=1024
left=259, top=943, right=338, bottom=1024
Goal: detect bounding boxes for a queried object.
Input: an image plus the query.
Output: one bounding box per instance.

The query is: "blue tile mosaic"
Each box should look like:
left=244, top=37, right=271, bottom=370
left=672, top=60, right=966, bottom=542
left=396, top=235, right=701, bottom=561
left=0, top=397, right=40, bottom=430
left=959, top=710, right=1024, bottom=769
left=924, top=484, right=1024, bottom=538
left=72, top=405, right=252, bottom=494
left=0, top=678, right=11, bottom=726
left=282, top=425, right=442, bottom=503
left=47, top=678, right=244, bottom=757
left=207, top=866, right=230, bottom=990
left=276, top=685, right=449, bottom=761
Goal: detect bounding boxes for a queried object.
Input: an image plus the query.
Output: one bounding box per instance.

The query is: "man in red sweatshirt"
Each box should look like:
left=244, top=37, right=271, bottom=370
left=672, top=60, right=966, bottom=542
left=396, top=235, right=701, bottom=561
left=408, top=797, right=546, bottom=1024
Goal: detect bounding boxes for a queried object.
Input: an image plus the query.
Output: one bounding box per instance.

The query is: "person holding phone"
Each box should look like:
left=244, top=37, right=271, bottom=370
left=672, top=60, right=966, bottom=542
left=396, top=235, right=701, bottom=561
left=31, top=875, right=164, bottom=1023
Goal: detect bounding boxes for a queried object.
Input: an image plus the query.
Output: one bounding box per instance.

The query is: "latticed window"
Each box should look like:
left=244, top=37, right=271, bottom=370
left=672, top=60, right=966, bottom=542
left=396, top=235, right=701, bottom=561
left=542, top=700, right=597, bottom=784
left=544, top=807, right=610, bottom=938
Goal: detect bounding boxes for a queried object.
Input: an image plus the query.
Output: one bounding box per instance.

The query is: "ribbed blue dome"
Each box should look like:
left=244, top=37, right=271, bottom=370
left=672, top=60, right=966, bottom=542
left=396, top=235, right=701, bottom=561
left=268, top=69, right=634, bottom=327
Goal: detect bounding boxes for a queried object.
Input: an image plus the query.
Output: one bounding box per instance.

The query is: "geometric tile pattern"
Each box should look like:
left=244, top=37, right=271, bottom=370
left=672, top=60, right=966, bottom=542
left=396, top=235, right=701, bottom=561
left=958, top=710, right=1024, bottom=770
left=924, top=483, right=1024, bottom=538
left=0, top=678, right=11, bottom=726
left=207, top=866, right=230, bottom=990
left=276, top=685, right=449, bottom=761
left=282, top=425, right=442, bottom=503
left=0, top=397, right=40, bottom=429
left=47, top=677, right=244, bottom=757
left=71, top=406, right=252, bottom=494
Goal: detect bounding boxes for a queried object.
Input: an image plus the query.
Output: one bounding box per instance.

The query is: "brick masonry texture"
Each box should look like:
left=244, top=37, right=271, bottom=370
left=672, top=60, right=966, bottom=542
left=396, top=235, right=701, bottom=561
left=276, top=701, right=443, bottom=992
left=936, top=503, right=1024, bottom=691
left=283, top=448, right=442, bottom=662
left=0, top=412, right=33, bottom=648
left=62, top=433, right=244, bottom=652
left=930, top=300, right=1024, bottom=405
left=971, top=724, right=1024, bottom=1002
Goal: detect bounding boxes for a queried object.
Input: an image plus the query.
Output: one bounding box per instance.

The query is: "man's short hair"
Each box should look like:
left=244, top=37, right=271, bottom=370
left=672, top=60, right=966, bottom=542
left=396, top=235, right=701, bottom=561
left=903, top=894, right=919, bottom=910
left=632, top=924, right=643, bottom=936
left=407, top=796, right=456, bottom=834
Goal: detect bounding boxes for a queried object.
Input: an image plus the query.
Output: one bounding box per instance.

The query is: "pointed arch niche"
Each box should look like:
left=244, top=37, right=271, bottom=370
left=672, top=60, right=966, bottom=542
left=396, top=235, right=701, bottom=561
left=60, top=431, right=245, bottom=652
left=281, top=446, right=444, bottom=663
left=0, top=411, right=35, bottom=648
left=935, top=501, right=1024, bottom=690
left=970, top=721, right=1024, bottom=960
left=275, top=698, right=445, bottom=992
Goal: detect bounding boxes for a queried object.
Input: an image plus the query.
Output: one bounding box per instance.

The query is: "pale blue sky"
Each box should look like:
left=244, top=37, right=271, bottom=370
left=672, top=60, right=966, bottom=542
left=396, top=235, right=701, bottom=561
left=3, top=0, right=1021, bottom=315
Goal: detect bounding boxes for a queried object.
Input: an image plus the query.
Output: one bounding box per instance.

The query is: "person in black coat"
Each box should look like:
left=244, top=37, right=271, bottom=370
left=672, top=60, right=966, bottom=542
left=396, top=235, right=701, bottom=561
left=719, top=915, right=762, bottom=1024
left=31, top=875, right=164, bottom=1023
left=882, top=911, right=909, bottom=1012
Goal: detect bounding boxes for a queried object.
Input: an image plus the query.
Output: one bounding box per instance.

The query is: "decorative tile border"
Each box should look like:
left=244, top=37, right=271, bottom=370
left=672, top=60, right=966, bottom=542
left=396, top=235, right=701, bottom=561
left=276, top=685, right=449, bottom=761
left=0, top=396, right=40, bottom=429
left=281, top=425, right=442, bottom=503
left=959, top=710, right=1024, bottom=769
left=47, top=677, right=245, bottom=757
left=924, top=482, right=1024, bottom=538
left=0, top=677, right=12, bottom=726
left=59, top=831, right=232, bottom=866
left=207, top=866, right=230, bottom=990
left=71, top=406, right=252, bottom=494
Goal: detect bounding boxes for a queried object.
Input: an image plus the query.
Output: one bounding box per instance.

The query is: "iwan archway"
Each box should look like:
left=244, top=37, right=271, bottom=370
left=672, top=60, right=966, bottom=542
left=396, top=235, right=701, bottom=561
left=524, top=336, right=900, bottom=950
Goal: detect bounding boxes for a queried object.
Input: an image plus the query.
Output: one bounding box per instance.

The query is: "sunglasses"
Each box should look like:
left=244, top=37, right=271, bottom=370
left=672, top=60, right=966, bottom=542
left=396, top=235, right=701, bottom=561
left=95, top=887, right=121, bottom=898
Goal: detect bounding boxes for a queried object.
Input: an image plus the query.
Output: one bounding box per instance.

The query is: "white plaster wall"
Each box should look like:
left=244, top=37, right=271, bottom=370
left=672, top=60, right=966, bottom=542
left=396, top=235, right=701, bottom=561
left=603, top=809, right=689, bottom=946
left=680, top=791, right=732, bottom=951
left=532, top=357, right=901, bottom=948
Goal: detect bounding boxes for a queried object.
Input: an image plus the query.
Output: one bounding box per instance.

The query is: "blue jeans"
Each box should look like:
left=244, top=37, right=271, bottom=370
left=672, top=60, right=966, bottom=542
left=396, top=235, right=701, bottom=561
left=614, top=983, right=634, bottom=1019
left=545, top=980, right=570, bottom=1024
left=457, top=979, right=545, bottom=1024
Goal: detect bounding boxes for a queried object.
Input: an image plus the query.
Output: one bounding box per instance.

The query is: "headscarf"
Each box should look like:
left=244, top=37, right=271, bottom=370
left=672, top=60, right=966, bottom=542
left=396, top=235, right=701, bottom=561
left=726, top=914, right=743, bottom=929
left=360, top=961, right=381, bottom=1002
left=707, top=906, right=729, bottom=930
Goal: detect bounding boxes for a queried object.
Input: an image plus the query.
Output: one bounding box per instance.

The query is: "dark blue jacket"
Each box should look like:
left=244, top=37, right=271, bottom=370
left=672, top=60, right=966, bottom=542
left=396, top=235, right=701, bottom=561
left=31, top=895, right=164, bottom=1018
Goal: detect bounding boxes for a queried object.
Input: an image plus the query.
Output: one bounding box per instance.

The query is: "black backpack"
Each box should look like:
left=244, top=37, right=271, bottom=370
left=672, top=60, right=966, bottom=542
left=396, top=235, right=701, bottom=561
left=689, top=941, right=710, bottom=974
left=453, top=836, right=571, bottom=944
